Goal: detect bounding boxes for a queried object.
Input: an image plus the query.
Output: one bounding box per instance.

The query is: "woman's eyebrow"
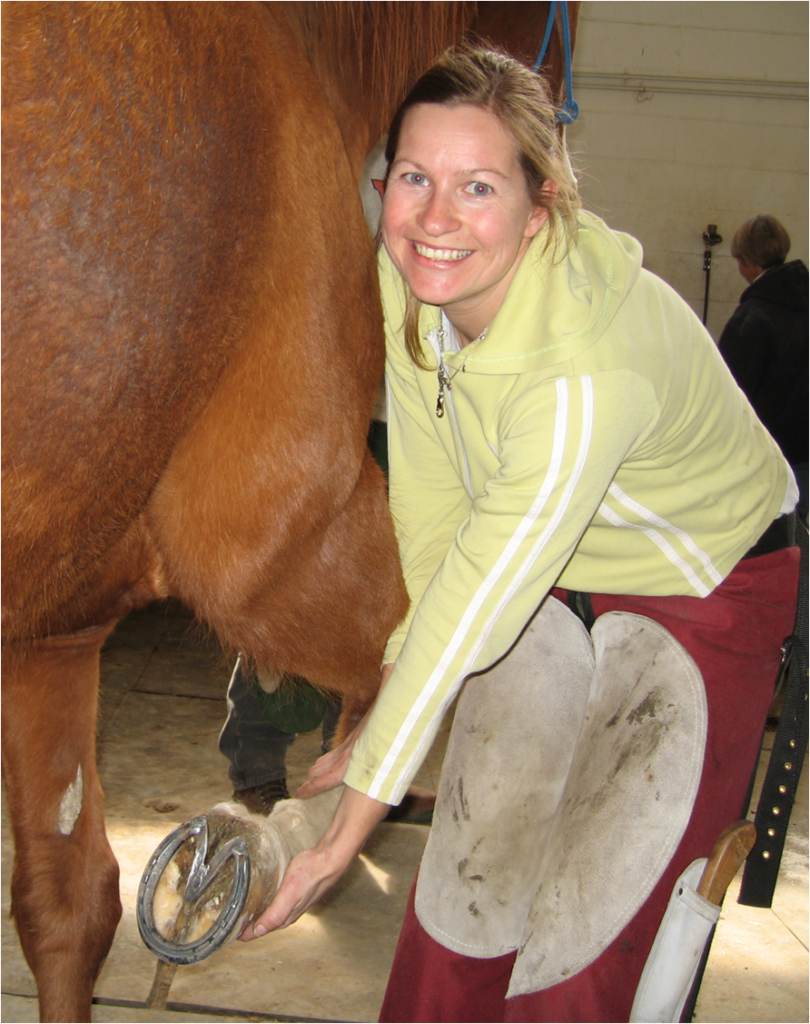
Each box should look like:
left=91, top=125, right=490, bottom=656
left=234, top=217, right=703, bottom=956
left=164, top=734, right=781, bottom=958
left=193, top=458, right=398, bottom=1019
left=391, top=157, right=508, bottom=180
left=458, top=166, right=509, bottom=179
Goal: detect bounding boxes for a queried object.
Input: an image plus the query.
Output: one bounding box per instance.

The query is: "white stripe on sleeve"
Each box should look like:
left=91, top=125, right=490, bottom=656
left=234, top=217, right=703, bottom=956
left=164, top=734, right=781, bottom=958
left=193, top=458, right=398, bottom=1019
left=597, top=500, right=712, bottom=597
left=607, top=482, right=723, bottom=586
left=369, top=376, right=594, bottom=800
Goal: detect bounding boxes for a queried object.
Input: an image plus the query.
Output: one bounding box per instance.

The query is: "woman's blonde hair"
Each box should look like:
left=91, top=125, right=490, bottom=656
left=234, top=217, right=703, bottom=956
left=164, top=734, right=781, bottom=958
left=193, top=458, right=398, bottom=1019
left=382, top=44, right=580, bottom=367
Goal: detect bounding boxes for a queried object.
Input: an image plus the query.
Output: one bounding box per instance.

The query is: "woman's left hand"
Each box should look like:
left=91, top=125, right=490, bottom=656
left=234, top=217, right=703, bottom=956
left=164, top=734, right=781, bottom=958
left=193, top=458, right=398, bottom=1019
left=295, top=663, right=395, bottom=800
left=239, top=785, right=390, bottom=938
left=294, top=718, right=365, bottom=799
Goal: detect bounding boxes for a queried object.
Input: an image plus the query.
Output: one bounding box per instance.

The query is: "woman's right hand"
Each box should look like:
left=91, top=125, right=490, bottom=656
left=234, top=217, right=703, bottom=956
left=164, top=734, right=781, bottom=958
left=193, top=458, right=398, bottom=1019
left=295, top=663, right=394, bottom=799
left=239, top=785, right=390, bottom=938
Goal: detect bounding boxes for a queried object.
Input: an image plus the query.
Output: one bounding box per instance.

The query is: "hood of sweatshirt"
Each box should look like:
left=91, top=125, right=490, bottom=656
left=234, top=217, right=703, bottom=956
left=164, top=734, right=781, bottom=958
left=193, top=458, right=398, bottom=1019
left=739, top=258, right=808, bottom=312
left=411, top=209, right=644, bottom=376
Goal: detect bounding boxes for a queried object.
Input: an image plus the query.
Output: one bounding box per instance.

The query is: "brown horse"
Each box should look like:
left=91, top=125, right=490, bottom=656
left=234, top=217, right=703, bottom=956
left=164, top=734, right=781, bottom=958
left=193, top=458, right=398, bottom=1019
left=1, top=3, right=577, bottom=1020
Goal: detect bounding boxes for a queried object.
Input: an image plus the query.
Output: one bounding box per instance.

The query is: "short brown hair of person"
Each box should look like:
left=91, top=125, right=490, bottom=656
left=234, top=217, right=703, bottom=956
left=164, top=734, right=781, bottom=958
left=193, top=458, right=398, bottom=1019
left=730, top=215, right=791, bottom=270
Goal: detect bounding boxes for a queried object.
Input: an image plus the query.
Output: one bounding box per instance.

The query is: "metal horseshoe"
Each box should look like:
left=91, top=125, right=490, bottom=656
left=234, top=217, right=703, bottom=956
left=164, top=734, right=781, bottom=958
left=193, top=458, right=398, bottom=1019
left=137, top=815, right=251, bottom=965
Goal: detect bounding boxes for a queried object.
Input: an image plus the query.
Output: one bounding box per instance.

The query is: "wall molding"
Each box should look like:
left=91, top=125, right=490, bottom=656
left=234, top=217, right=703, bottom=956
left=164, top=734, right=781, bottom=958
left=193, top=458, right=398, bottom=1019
left=573, top=70, right=808, bottom=102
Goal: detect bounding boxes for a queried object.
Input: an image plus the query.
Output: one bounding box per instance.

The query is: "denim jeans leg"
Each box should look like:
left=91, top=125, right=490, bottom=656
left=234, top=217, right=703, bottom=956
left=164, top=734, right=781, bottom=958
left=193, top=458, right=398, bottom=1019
left=218, top=656, right=296, bottom=790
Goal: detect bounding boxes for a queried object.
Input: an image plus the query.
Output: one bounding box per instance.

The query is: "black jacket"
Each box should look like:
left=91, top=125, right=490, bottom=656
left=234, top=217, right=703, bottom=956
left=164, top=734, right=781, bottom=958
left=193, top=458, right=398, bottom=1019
left=719, top=259, right=808, bottom=463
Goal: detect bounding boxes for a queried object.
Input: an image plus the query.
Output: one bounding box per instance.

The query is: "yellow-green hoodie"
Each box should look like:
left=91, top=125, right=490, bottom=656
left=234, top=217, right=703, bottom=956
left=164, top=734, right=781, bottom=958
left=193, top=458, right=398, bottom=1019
left=344, top=211, right=788, bottom=805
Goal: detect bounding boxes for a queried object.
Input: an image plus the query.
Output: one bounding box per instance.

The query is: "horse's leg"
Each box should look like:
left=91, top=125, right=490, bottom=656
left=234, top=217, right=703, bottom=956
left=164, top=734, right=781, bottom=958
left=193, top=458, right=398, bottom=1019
left=2, top=623, right=120, bottom=1023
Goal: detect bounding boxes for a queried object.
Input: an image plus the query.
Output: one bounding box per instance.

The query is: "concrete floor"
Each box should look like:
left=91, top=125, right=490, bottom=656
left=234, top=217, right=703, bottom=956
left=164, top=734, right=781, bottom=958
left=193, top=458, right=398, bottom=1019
left=2, top=599, right=807, bottom=1023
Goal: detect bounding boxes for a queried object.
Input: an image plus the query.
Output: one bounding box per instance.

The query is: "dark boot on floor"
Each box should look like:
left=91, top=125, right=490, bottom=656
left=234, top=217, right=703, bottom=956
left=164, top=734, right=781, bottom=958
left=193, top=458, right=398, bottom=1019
left=232, top=777, right=290, bottom=815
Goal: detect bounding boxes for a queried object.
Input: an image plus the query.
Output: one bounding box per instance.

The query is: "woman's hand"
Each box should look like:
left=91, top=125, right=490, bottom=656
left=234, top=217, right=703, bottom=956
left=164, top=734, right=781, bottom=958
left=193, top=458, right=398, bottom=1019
left=239, top=785, right=389, bottom=938
left=295, top=663, right=395, bottom=800
left=295, top=721, right=364, bottom=799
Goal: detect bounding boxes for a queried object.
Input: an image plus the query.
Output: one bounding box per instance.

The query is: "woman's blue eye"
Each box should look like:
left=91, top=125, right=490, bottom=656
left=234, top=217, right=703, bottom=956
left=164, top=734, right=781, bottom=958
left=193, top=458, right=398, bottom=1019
left=468, top=181, right=492, bottom=196
left=405, top=172, right=428, bottom=186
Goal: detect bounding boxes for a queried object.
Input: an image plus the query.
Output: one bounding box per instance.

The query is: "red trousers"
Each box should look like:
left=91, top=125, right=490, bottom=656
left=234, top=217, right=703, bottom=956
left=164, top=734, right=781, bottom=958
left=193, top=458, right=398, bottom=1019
left=379, top=545, right=800, bottom=1023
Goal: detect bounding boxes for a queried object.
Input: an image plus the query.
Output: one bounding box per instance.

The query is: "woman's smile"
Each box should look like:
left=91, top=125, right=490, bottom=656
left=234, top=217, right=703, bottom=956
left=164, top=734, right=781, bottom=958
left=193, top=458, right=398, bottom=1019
left=413, top=242, right=473, bottom=262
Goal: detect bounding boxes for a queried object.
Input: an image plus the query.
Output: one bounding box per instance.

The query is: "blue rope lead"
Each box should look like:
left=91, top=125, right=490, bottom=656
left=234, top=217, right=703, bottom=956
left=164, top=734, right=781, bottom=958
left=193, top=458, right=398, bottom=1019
left=532, top=0, right=558, bottom=73
left=533, top=1, right=579, bottom=124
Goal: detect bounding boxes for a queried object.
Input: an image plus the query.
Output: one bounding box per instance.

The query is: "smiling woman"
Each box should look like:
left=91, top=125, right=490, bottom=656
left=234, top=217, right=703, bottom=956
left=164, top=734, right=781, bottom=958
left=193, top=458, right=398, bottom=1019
left=381, top=104, right=547, bottom=345
left=244, top=44, right=800, bottom=1024
left=381, top=49, right=578, bottom=366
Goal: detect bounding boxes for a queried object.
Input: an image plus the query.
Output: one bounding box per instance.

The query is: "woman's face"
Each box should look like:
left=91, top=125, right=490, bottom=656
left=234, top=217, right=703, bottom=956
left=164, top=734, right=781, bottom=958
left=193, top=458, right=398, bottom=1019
left=381, top=103, right=548, bottom=341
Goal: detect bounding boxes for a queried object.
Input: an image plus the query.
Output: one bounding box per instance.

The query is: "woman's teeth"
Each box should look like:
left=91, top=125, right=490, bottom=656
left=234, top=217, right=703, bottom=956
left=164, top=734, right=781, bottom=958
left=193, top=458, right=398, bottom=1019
left=414, top=243, right=472, bottom=262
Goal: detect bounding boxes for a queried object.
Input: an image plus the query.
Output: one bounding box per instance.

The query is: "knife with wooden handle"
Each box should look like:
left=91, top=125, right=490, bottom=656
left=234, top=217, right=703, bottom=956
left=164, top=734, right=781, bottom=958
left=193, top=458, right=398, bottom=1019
left=696, top=820, right=757, bottom=905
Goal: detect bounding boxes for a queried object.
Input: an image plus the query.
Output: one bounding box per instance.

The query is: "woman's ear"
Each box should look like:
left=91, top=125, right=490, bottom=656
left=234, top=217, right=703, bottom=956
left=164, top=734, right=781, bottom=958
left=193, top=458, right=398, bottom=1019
left=526, top=180, right=558, bottom=238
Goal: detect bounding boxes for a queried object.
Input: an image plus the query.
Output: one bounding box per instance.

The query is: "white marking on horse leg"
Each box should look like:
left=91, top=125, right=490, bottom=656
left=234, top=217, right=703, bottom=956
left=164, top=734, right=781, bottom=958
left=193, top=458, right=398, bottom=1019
left=58, top=765, right=84, bottom=835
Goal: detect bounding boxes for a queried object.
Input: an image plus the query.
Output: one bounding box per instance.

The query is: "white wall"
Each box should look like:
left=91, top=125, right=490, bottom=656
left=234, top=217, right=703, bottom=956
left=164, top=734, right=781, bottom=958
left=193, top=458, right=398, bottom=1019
left=567, top=1, right=808, bottom=339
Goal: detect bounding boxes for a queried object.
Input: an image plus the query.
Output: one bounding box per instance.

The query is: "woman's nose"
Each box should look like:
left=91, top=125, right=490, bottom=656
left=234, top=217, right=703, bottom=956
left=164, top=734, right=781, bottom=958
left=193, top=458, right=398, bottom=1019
left=418, top=189, right=461, bottom=236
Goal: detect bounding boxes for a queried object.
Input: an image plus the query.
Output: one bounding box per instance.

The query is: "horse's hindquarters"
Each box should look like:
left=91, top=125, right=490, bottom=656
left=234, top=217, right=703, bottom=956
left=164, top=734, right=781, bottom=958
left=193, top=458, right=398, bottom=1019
left=2, top=3, right=325, bottom=640
left=141, top=7, right=409, bottom=695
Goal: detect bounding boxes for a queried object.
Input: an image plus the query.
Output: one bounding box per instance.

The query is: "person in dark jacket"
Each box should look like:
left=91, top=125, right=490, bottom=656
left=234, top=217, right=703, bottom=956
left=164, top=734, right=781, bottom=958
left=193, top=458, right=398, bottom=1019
left=719, top=215, right=808, bottom=519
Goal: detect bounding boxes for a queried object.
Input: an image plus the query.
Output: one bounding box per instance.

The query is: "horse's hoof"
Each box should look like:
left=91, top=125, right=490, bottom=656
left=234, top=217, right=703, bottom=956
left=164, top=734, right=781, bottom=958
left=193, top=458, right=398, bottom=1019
left=137, top=807, right=286, bottom=964
left=137, top=789, right=342, bottom=964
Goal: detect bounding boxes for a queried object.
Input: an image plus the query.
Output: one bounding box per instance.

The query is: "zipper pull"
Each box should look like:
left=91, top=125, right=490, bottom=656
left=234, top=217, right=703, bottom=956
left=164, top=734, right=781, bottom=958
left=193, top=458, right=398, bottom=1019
left=436, top=363, right=450, bottom=418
